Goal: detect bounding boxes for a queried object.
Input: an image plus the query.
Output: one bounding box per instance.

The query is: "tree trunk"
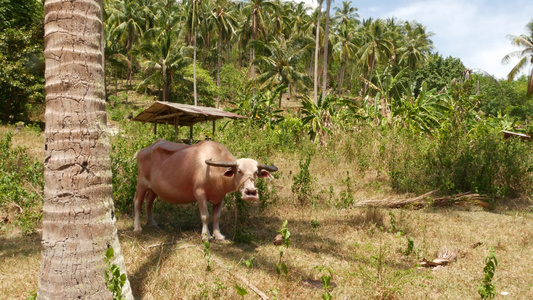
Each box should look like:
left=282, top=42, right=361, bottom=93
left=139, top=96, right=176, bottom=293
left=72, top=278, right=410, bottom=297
left=313, top=3, right=322, bottom=104
left=321, top=0, right=331, bottom=100
left=338, top=64, right=345, bottom=95
left=216, top=29, right=222, bottom=108
left=193, top=24, right=198, bottom=106
left=38, top=1, right=133, bottom=299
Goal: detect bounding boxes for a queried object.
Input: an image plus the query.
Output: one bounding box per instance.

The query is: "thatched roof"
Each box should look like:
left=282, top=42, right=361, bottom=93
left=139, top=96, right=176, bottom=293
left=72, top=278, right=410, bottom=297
left=132, top=101, right=246, bottom=127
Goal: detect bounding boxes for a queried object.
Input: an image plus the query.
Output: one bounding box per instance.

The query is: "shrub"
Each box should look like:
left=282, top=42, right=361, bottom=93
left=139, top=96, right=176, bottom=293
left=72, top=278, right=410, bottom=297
left=0, top=132, right=43, bottom=234
left=292, top=155, right=315, bottom=205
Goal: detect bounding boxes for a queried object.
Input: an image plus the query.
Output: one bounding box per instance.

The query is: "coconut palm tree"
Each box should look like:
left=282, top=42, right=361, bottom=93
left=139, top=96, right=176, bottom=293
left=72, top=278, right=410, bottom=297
left=38, top=0, right=133, bottom=298
left=211, top=0, right=237, bottom=107
left=139, top=3, right=189, bottom=102
left=253, top=37, right=313, bottom=107
left=106, top=0, right=145, bottom=99
left=321, top=0, right=332, bottom=100
left=184, top=0, right=205, bottom=105
left=240, top=0, right=277, bottom=79
left=358, top=18, right=394, bottom=95
left=333, top=0, right=359, bottom=27
left=313, top=0, right=323, bottom=104
left=333, top=19, right=358, bottom=94
left=287, top=1, right=312, bottom=38
left=398, top=21, right=433, bottom=85
left=502, top=19, right=533, bottom=96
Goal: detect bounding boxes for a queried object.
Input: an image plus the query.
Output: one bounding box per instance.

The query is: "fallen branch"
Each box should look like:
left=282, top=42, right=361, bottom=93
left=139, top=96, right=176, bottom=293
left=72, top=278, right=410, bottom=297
left=355, top=191, right=490, bottom=209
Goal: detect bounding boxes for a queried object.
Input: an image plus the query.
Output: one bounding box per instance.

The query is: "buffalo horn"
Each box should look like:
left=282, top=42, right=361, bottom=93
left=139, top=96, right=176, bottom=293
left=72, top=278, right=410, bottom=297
left=205, top=160, right=238, bottom=168
left=258, top=163, right=278, bottom=172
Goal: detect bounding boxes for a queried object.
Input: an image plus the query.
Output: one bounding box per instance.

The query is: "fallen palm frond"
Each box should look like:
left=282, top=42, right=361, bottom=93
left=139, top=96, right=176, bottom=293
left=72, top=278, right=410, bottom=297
left=419, top=246, right=458, bottom=270
left=355, top=190, right=490, bottom=209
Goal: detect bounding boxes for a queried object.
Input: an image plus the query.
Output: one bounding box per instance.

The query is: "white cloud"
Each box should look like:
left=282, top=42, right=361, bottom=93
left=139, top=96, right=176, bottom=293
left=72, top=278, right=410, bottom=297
left=358, top=0, right=533, bottom=79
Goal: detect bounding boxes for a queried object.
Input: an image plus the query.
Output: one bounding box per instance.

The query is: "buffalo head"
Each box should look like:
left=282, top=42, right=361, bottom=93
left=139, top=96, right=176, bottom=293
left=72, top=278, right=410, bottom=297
left=205, top=159, right=278, bottom=201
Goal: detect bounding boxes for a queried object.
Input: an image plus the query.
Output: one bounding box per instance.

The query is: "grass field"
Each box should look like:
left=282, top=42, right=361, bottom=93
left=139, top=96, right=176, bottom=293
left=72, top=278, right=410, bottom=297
left=1, top=103, right=533, bottom=299
left=2, top=197, right=533, bottom=299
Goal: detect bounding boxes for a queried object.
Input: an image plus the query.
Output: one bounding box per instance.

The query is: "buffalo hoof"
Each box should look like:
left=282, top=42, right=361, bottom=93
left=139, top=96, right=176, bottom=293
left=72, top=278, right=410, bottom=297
left=146, top=220, right=159, bottom=228
left=202, top=233, right=214, bottom=242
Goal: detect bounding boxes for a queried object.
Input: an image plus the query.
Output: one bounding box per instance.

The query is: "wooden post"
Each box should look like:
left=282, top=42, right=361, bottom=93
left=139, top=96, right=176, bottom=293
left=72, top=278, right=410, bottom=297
left=153, top=123, right=157, bottom=135
left=189, top=125, right=193, bottom=142
left=212, top=120, right=216, bottom=139
left=174, top=116, right=180, bottom=140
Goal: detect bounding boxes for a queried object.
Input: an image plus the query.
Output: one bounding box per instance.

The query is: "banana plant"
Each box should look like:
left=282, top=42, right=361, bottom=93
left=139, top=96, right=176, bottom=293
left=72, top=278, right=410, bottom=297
left=300, top=94, right=339, bottom=144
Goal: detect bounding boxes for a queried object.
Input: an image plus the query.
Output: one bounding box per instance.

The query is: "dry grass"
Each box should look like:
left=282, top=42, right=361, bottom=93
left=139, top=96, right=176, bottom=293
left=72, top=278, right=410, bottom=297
left=0, top=125, right=44, bottom=161
left=3, top=197, right=533, bottom=299
left=2, top=123, right=533, bottom=299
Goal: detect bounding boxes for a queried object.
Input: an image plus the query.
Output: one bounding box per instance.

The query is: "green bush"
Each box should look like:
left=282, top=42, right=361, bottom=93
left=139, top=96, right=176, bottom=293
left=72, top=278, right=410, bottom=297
left=0, top=132, right=43, bottom=234
left=385, top=121, right=533, bottom=199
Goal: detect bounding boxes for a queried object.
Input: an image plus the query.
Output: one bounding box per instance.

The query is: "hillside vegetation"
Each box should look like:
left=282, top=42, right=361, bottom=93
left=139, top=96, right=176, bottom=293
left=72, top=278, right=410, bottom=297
left=1, top=88, right=533, bottom=299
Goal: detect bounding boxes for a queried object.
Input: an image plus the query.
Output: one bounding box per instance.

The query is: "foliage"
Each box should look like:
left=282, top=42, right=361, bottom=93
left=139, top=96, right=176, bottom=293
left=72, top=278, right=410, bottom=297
left=275, top=220, right=291, bottom=279
left=0, top=132, right=43, bottom=234
left=300, top=95, right=337, bottom=144
left=291, top=155, right=315, bottom=205
left=478, top=247, right=498, bottom=300
left=176, top=63, right=219, bottom=106
left=230, top=86, right=285, bottom=130
left=392, top=82, right=450, bottom=133
left=386, top=119, right=533, bottom=197
left=203, top=240, right=212, bottom=271
left=218, top=64, right=248, bottom=103
left=315, top=265, right=333, bottom=300
left=104, top=247, right=127, bottom=300
left=0, top=3, right=44, bottom=123
left=337, top=171, right=355, bottom=208
left=412, top=54, right=465, bottom=97
left=234, top=284, right=248, bottom=299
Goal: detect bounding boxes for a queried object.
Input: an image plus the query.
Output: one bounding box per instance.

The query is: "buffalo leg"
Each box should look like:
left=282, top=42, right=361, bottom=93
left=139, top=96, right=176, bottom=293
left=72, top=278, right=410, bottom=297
left=212, top=201, right=225, bottom=240
left=133, top=187, right=148, bottom=232
left=145, top=190, right=158, bottom=228
left=196, top=193, right=212, bottom=241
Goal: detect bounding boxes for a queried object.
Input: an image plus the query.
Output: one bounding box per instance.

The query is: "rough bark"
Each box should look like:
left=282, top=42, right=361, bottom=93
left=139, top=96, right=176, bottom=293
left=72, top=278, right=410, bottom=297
left=321, top=0, right=331, bottom=100
left=193, top=24, right=198, bottom=106
left=313, top=2, right=322, bottom=105
left=38, top=0, right=133, bottom=299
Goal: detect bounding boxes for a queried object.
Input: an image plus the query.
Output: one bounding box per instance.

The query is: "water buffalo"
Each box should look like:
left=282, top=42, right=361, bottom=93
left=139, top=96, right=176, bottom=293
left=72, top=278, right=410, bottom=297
left=133, top=139, right=278, bottom=240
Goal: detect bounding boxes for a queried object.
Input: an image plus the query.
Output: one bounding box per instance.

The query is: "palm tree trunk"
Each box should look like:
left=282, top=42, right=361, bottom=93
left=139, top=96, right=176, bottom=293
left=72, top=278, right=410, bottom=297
left=313, top=2, right=322, bottom=104
left=39, top=0, right=133, bottom=299
left=216, top=29, right=222, bottom=108
left=321, top=0, right=331, bottom=100
left=193, top=25, right=198, bottom=106
left=528, top=64, right=533, bottom=96
left=338, top=64, right=345, bottom=95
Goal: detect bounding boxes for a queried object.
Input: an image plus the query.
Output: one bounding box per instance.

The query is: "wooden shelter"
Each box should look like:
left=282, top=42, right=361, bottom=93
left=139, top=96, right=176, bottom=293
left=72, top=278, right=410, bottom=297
left=133, top=101, right=247, bottom=143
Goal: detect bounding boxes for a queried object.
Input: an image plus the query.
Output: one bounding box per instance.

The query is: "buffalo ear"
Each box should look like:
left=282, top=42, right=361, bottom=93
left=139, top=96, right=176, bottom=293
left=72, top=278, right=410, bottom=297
left=223, top=168, right=235, bottom=177
left=258, top=170, right=273, bottom=179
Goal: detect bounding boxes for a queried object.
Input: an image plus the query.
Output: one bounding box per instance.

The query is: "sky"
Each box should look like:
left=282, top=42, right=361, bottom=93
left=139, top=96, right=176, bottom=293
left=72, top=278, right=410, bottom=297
left=299, top=0, right=533, bottom=79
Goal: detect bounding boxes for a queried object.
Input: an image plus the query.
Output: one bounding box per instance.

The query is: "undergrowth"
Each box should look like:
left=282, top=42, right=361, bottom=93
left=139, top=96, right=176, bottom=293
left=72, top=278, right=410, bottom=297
left=0, top=132, right=43, bottom=234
